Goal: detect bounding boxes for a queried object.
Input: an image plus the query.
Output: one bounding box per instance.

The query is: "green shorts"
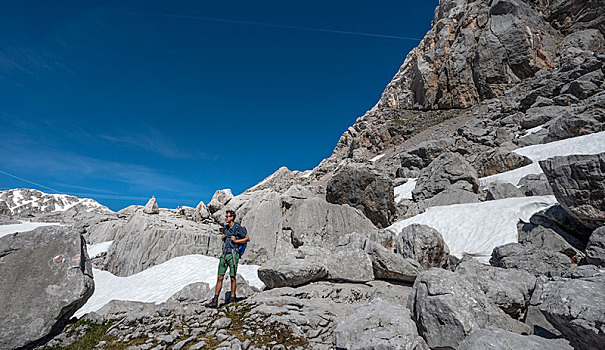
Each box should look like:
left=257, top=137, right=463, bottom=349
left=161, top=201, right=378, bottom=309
left=218, top=251, right=240, bottom=277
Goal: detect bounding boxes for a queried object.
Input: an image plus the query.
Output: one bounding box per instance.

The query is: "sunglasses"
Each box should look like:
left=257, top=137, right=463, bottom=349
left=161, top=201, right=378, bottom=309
left=225, top=215, right=233, bottom=217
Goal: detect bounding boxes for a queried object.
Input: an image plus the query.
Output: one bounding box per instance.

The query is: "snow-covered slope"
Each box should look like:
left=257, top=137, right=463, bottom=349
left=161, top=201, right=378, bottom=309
left=0, top=221, right=62, bottom=238
left=0, top=188, right=113, bottom=216
left=75, top=254, right=264, bottom=317
left=387, top=195, right=558, bottom=263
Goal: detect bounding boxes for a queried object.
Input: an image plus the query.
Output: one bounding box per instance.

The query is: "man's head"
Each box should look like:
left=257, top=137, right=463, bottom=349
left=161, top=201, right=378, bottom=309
left=225, top=210, right=236, bottom=225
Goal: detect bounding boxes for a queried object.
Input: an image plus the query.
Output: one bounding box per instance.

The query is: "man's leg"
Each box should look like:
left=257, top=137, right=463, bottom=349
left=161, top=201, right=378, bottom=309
left=230, top=276, right=237, bottom=299
left=208, top=256, right=228, bottom=308
left=215, top=275, right=224, bottom=296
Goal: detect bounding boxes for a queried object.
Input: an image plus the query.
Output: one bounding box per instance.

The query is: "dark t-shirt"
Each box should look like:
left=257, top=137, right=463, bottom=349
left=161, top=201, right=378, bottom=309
left=222, top=223, right=246, bottom=254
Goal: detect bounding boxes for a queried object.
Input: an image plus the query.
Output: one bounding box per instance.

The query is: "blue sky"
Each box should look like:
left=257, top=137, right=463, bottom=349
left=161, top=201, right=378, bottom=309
left=0, top=0, right=438, bottom=211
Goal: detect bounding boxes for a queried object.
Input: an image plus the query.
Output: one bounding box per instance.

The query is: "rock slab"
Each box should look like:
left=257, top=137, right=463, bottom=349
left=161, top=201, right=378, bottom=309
left=0, top=226, right=94, bottom=349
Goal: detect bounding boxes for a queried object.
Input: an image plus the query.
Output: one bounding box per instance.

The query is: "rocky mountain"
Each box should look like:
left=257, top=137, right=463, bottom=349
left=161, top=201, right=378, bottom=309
left=0, top=188, right=113, bottom=217
left=1, top=0, right=604, bottom=349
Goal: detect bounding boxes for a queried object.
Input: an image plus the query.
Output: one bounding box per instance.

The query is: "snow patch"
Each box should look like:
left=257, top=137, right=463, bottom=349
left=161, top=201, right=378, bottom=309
left=481, top=131, right=605, bottom=186
left=394, top=178, right=417, bottom=203
left=522, top=125, right=544, bottom=136
left=75, top=255, right=264, bottom=317
left=87, top=241, right=113, bottom=258
left=387, top=195, right=558, bottom=263
left=0, top=221, right=62, bottom=238
left=370, top=154, right=385, bottom=162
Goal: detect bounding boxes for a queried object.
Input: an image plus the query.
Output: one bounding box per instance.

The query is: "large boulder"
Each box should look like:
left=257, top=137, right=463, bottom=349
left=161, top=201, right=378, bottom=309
left=586, top=226, right=605, bottom=266
left=485, top=181, right=525, bottom=200
left=518, top=173, right=554, bottom=196
left=455, top=257, right=536, bottom=318
left=396, top=224, right=450, bottom=270
left=490, top=243, right=572, bottom=277
left=540, top=153, right=605, bottom=229
left=408, top=269, right=529, bottom=349
left=143, top=196, right=159, bottom=214
left=529, top=272, right=605, bottom=350
left=333, top=299, right=429, bottom=350
left=0, top=226, right=94, bottom=349
left=458, top=327, right=573, bottom=350
left=326, top=161, right=396, bottom=228
left=193, top=201, right=210, bottom=222
left=258, top=246, right=374, bottom=289
left=207, top=189, right=234, bottom=214
left=412, top=152, right=480, bottom=206
left=475, top=148, right=530, bottom=177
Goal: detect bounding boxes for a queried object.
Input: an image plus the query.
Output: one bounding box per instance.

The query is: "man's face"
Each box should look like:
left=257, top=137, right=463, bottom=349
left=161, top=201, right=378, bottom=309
left=225, top=213, right=234, bottom=225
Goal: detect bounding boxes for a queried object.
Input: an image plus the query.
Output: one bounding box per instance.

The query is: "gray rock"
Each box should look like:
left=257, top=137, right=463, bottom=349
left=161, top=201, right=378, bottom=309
left=519, top=213, right=586, bottom=262
left=396, top=224, right=450, bottom=270
left=475, top=148, right=530, bottom=177
left=518, top=173, right=553, bottom=196
left=326, top=161, right=396, bottom=228
left=458, top=327, right=573, bottom=350
left=412, top=152, right=480, bottom=205
left=490, top=243, right=572, bottom=277
left=220, top=274, right=259, bottom=300
left=258, top=246, right=374, bottom=288
left=143, top=196, right=160, bottom=214
left=540, top=153, right=605, bottom=229
left=193, top=201, right=210, bottom=222
left=0, top=226, right=94, bottom=350
left=520, top=106, right=567, bottom=129
left=212, top=317, right=232, bottom=329
left=333, top=299, right=428, bottom=350
left=400, top=139, right=453, bottom=171
left=167, top=282, right=211, bottom=304
left=586, top=226, right=605, bottom=266
left=486, top=182, right=525, bottom=200
left=455, top=257, right=536, bottom=318
left=530, top=274, right=605, bottom=350
left=540, top=205, right=593, bottom=243
left=207, top=189, right=234, bottom=214
left=408, top=269, right=530, bottom=349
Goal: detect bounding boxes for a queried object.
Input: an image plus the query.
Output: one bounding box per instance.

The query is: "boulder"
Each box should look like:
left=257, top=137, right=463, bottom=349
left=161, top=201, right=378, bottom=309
left=193, top=201, right=210, bottom=222
left=518, top=173, right=553, bottom=196
left=490, top=243, right=572, bottom=277
left=326, top=161, right=396, bottom=228
left=529, top=272, right=605, bottom=350
left=0, top=226, right=94, bottom=349
left=455, top=257, right=536, bottom=318
left=408, top=269, right=530, bottom=349
left=167, top=282, right=212, bottom=304
left=207, top=189, right=234, bottom=214
left=257, top=246, right=374, bottom=288
left=539, top=205, right=593, bottom=243
left=399, top=139, right=453, bottom=171
left=396, top=224, right=450, bottom=270
left=333, top=299, right=429, bottom=350
left=458, top=327, right=573, bottom=350
left=412, top=152, right=480, bottom=205
left=143, top=196, right=159, bottom=214
left=540, top=153, right=605, bottom=229
left=486, top=182, right=525, bottom=200
left=586, top=226, right=605, bottom=266
left=475, top=149, right=530, bottom=177
left=518, top=213, right=585, bottom=262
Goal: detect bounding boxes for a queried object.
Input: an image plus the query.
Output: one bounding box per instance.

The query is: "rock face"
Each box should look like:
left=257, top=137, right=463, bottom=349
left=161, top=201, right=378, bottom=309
left=540, top=153, right=605, bottom=229
left=0, top=226, right=94, bottom=349
left=207, top=189, right=234, bottom=213
left=458, top=327, right=573, bottom=350
left=408, top=269, right=529, bottom=349
left=586, top=226, right=605, bottom=266
left=396, top=224, right=450, bottom=269
left=333, top=299, right=429, bottom=350
left=326, top=161, right=396, bottom=228
left=193, top=201, right=210, bottom=222
left=143, top=196, right=159, bottom=214
left=104, top=210, right=223, bottom=276
left=529, top=272, right=605, bottom=350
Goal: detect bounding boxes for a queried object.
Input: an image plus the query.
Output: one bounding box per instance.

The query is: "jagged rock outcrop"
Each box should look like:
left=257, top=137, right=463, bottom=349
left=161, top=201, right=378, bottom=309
left=207, top=189, right=234, bottom=214
left=540, top=153, right=605, bottom=229
left=193, top=201, right=210, bottom=222
left=143, top=196, right=159, bottom=214
left=0, top=226, right=94, bottom=349
left=326, top=161, right=396, bottom=228
left=408, top=269, right=530, bottom=349
left=103, top=210, right=222, bottom=276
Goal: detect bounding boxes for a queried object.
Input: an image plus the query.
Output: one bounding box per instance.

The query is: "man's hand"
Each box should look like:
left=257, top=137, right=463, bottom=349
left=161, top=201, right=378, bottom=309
left=221, top=234, right=226, bottom=241
left=231, top=236, right=237, bottom=243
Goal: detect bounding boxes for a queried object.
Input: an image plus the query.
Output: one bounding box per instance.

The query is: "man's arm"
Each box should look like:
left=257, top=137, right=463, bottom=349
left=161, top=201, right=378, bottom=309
left=231, top=234, right=250, bottom=244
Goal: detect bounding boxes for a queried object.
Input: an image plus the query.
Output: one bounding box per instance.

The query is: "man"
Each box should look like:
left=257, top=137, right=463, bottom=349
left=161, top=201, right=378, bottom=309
left=207, top=209, right=250, bottom=308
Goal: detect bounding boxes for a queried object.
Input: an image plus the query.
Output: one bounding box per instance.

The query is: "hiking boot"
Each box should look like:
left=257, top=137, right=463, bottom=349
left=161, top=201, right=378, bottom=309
left=206, top=295, right=218, bottom=308
left=225, top=294, right=236, bottom=304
